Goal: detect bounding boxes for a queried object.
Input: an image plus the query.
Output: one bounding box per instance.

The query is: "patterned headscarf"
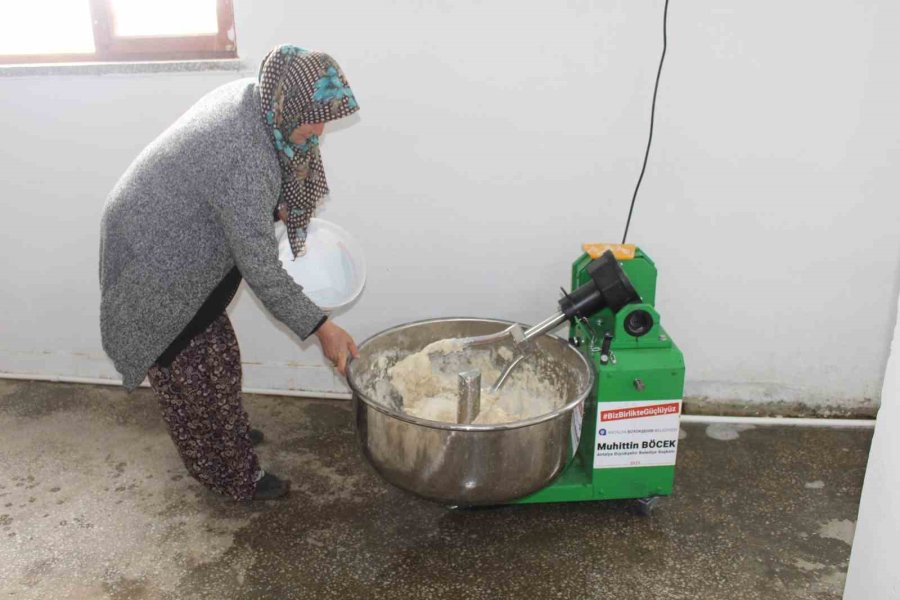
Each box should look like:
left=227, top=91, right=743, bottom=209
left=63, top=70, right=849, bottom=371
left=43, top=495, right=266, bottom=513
left=258, top=45, right=359, bottom=258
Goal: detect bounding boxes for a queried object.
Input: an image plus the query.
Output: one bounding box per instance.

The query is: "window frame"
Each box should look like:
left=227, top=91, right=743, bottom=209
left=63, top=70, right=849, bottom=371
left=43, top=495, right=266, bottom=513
left=0, top=0, right=237, bottom=65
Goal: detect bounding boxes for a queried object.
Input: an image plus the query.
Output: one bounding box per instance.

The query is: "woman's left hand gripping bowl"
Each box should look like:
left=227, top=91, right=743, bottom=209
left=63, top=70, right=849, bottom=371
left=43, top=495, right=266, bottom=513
left=315, top=320, right=359, bottom=375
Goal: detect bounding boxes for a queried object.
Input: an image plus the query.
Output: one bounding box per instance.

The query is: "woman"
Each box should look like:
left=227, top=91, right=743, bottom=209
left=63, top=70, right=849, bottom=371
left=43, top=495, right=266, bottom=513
left=99, top=45, right=360, bottom=501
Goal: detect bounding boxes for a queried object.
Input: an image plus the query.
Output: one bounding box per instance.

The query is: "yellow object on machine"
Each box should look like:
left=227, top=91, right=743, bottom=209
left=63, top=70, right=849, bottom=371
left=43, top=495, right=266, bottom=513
left=582, top=243, right=636, bottom=260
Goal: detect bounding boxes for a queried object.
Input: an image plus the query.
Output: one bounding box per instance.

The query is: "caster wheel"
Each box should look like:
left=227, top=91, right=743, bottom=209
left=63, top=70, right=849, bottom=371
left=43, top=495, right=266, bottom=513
left=635, top=496, right=662, bottom=517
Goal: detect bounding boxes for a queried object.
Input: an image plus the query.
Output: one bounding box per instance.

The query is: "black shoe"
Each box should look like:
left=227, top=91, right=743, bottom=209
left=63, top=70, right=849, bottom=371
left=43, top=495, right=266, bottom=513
left=249, top=428, right=264, bottom=446
left=253, top=472, right=290, bottom=500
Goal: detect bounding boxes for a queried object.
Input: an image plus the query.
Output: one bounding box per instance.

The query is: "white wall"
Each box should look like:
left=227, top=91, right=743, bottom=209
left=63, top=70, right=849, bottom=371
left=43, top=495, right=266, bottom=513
left=844, top=287, right=900, bottom=598
left=1, top=0, right=899, bottom=407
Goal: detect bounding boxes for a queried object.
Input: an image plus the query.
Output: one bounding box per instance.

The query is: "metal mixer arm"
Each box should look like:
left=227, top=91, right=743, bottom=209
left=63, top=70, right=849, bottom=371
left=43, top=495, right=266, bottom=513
left=464, top=250, right=640, bottom=394
left=522, top=312, right=568, bottom=344
left=462, top=312, right=567, bottom=352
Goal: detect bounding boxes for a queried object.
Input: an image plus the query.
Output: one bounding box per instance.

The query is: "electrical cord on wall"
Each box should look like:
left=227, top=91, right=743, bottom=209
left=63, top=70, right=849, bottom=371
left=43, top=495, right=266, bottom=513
left=621, top=0, right=670, bottom=244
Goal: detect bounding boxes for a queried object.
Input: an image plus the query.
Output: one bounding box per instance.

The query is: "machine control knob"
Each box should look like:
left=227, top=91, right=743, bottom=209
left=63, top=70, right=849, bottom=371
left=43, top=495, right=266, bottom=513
left=624, top=309, right=654, bottom=337
left=599, top=332, right=614, bottom=365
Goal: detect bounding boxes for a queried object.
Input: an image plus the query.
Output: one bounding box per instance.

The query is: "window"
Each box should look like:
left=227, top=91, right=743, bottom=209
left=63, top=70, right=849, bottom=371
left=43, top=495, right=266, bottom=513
left=0, top=0, right=236, bottom=64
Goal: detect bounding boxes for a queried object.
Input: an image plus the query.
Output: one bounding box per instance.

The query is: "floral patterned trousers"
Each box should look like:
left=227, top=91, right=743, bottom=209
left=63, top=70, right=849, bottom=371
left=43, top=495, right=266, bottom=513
left=148, top=314, right=259, bottom=500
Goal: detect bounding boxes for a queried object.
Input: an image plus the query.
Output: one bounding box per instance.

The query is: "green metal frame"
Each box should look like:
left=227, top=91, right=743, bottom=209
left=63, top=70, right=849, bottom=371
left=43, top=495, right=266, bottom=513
left=513, top=247, right=685, bottom=504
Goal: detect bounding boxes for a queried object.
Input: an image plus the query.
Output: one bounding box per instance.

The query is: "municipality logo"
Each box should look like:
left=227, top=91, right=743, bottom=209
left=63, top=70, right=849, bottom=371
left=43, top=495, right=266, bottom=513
left=599, top=428, right=607, bottom=436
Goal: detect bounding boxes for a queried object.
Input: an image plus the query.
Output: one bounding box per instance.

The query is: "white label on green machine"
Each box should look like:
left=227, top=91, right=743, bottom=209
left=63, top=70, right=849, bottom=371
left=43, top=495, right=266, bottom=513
left=593, top=399, right=682, bottom=469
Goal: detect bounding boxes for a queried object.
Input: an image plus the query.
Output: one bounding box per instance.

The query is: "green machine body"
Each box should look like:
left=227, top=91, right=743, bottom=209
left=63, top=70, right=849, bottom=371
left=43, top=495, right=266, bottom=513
left=513, top=246, right=685, bottom=506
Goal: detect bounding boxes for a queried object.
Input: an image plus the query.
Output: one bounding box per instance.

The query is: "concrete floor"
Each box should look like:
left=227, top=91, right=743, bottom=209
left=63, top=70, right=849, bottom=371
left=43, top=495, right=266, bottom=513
left=0, top=380, right=870, bottom=600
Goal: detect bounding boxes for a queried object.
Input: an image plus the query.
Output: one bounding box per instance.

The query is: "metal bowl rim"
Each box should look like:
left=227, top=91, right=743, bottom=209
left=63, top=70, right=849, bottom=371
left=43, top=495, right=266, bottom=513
left=347, top=316, right=595, bottom=432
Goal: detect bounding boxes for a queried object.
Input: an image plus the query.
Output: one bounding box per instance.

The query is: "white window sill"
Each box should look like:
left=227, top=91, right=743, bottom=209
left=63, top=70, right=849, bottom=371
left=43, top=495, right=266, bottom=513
left=0, top=58, right=248, bottom=78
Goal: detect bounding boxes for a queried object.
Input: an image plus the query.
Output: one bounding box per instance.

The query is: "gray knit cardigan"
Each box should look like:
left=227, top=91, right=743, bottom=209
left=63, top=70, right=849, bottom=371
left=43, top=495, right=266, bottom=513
left=99, top=79, right=325, bottom=389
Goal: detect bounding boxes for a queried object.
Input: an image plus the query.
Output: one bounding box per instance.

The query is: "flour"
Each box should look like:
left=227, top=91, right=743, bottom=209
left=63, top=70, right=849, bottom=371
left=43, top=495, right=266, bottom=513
left=421, top=338, right=467, bottom=355
left=377, top=338, right=564, bottom=425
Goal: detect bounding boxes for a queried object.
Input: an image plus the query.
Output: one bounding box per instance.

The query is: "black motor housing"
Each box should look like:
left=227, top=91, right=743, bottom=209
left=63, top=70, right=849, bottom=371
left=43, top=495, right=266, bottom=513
left=559, top=250, right=640, bottom=320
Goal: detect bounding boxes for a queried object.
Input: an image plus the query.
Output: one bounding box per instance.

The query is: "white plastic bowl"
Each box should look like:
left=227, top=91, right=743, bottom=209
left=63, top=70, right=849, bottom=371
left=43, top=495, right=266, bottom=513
left=275, top=218, right=367, bottom=311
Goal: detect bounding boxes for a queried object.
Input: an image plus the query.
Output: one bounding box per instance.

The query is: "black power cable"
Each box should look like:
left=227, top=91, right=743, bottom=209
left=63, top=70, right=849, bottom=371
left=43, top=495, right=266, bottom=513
left=621, top=0, right=670, bottom=244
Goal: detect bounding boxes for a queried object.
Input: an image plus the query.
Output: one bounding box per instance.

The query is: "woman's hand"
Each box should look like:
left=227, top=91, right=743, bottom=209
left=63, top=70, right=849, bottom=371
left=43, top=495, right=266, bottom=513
left=315, top=320, right=359, bottom=376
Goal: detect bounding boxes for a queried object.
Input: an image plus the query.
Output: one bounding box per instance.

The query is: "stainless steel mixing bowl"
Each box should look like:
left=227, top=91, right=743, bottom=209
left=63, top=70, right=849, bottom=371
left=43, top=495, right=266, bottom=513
left=347, top=318, right=595, bottom=506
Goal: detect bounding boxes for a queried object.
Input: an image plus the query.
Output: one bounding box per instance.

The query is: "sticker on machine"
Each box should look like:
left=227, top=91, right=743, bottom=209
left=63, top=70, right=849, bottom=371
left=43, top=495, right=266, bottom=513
left=593, top=399, right=682, bottom=469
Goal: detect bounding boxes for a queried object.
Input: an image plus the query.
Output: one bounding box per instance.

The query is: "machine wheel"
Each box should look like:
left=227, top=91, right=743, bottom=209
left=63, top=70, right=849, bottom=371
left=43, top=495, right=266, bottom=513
left=635, top=496, right=662, bottom=517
